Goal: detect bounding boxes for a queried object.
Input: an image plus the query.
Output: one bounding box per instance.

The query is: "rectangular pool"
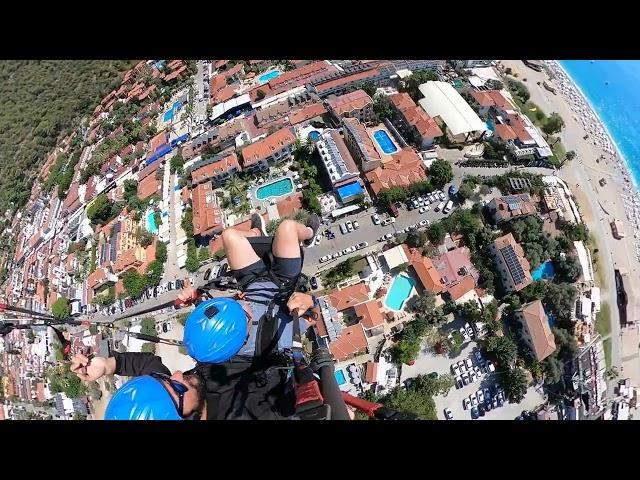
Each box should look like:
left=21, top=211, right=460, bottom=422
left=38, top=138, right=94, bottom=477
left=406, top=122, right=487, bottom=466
left=384, top=274, right=417, bottom=311
left=258, top=69, right=281, bottom=84
left=146, top=211, right=159, bottom=234
left=373, top=129, right=398, bottom=154
left=334, top=369, right=346, bottom=386
left=256, top=177, right=294, bottom=200
left=163, top=108, right=174, bottom=122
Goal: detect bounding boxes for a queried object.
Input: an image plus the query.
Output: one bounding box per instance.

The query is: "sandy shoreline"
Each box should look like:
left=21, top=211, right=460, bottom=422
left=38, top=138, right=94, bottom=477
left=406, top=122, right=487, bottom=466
left=500, top=60, right=640, bottom=386
left=544, top=60, right=640, bottom=260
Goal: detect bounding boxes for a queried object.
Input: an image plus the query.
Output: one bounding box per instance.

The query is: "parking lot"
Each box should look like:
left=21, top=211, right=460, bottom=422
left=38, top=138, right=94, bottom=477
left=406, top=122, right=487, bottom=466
left=400, top=334, right=545, bottom=421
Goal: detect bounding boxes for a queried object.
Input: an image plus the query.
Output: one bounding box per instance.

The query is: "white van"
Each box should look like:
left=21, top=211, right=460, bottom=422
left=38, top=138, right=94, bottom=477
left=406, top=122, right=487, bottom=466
left=443, top=200, right=454, bottom=214
left=436, top=201, right=445, bottom=212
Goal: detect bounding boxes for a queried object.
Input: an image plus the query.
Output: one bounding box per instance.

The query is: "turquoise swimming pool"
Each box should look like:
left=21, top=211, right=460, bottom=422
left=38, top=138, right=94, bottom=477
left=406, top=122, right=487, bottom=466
left=334, top=369, right=346, bottom=386
left=373, top=129, right=398, bottom=154
left=384, top=274, right=417, bottom=311
left=532, top=260, right=555, bottom=281
left=256, top=177, right=294, bottom=200
left=258, top=69, right=281, bottom=84
left=146, top=211, right=158, bottom=234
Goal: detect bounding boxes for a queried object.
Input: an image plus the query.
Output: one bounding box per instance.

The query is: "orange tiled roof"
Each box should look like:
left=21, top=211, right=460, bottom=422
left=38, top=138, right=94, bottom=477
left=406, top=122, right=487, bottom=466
left=192, top=182, right=223, bottom=236
left=327, top=283, right=370, bottom=311
left=191, top=153, right=240, bottom=184
left=276, top=192, right=303, bottom=218
left=365, top=148, right=427, bottom=195
left=288, top=103, right=327, bottom=125
left=137, top=174, right=162, bottom=200
left=447, top=275, right=476, bottom=301
left=241, top=128, right=296, bottom=167
left=403, top=245, right=444, bottom=294
left=328, top=324, right=368, bottom=362
left=353, top=300, right=384, bottom=330
left=327, top=89, right=372, bottom=117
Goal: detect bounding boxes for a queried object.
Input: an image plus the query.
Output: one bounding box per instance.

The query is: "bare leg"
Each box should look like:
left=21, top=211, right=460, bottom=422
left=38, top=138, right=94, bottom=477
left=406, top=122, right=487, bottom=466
left=221, top=228, right=262, bottom=270
left=272, top=219, right=313, bottom=259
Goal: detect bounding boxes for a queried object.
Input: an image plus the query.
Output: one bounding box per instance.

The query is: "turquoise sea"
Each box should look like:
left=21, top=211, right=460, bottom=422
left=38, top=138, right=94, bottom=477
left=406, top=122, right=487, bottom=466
left=559, top=60, right=640, bottom=186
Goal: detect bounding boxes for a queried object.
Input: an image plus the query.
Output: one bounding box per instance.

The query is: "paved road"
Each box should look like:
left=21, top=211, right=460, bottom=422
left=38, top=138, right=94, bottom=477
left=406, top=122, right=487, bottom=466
left=164, top=171, right=181, bottom=281
left=194, top=60, right=208, bottom=122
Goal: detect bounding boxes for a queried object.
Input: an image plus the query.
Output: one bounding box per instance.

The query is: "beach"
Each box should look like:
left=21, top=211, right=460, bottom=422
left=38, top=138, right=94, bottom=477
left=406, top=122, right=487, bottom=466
left=500, top=60, right=640, bottom=386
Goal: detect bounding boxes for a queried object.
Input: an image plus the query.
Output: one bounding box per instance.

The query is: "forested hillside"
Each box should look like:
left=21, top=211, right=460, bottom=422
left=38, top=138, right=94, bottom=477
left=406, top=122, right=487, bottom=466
left=0, top=60, right=135, bottom=215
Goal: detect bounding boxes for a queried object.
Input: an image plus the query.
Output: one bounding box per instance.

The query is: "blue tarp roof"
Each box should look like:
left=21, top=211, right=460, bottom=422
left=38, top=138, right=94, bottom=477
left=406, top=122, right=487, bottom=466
left=336, top=181, right=364, bottom=202
left=170, top=133, right=189, bottom=147
left=146, top=143, right=172, bottom=166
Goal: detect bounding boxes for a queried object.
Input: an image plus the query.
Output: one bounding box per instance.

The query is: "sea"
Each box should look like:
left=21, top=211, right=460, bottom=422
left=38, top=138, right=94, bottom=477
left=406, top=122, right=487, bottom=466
left=559, top=60, right=640, bottom=186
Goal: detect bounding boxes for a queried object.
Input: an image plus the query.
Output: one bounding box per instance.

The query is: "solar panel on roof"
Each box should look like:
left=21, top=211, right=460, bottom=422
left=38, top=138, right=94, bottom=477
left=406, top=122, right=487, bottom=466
left=500, top=244, right=526, bottom=284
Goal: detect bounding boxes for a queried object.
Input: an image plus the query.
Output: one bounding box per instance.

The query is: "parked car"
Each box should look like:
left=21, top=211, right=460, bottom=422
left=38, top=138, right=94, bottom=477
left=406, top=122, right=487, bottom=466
left=319, top=255, right=331, bottom=263
left=372, top=214, right=380, bottom=225
left=477, top=390, right=484, bottom=403
left=310, top=277, right=318, bottom=290
left=463, top=397, right=471, bottom=410
left=451, top=364, right=461, bottom=376
left=346, top=221, right=353, bottom=232
left=353, top=220, right=359, bottom=229
left=458, top=360, right=467, bottom=373
left=379, top=233, right=394, bottom=241
left=204, top=268, right=213, bottom=280
left=355, top=241, right=368, bottom=250
left=444, top=408, right=453, bottom=420
left=470, top=395, right=478, bottom=407
left=455, top=376, right=463, bottom=389
left=478, top=403, right=485, bottom=417
left=381, top=217, right=395, bottom=226
left=471, top=406, right=479, bottom=419
left=339, top=223, right=348, bottom=235
left=474, top=350, right=483, bottom=363
left=218, top=264, right=229, bottom=277
left=418, top=219, right=429, bottom=227
left=462, top=372, right=470, bottom=385
left=162, top=324, right=168, bottom=333
left=465, top=358, right=473, bottom=370
left=487, top=361, right=496, bottom=372
left=418, top=207, right=427, bottom=214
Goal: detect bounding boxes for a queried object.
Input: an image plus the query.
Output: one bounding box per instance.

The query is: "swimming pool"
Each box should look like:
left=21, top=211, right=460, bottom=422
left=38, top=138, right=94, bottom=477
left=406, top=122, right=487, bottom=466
left=384, top=274, right=417, bottom=311
left=308, top=130, right=321, bottom=142
left=163, top=108, right=174, bottom=122
left=256, top=177, right=294, bottom=200
left=258, top=69, right=281, bottom=84
left=146, top=211, right=158, bottom=234
left=486, top=119, right=495, bottom=133
left=334, top=369, right=346, bottom=386
left=532, top=260, right=556, bottom=281
left=373, top=129, right=398, bottom=154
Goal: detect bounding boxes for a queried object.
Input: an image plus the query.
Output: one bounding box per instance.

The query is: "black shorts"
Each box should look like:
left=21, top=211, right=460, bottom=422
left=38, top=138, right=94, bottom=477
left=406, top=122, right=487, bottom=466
left=232, top=236, right=302, bottom=285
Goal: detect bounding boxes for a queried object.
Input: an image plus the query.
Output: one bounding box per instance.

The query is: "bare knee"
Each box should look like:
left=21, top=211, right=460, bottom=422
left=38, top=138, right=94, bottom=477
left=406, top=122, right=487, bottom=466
left=221, top=228, right=240, bottom=246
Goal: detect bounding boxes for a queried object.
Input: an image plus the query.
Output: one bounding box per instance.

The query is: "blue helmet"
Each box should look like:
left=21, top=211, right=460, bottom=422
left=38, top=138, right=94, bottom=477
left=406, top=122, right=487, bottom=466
left=183, top=297, right=247, bottom=363
left=104, top=376, right=182, bottom=420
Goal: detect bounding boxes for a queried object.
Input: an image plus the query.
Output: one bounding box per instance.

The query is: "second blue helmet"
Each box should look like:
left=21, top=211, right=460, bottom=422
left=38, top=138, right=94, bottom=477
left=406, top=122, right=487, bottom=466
left=183, top=297, right=248, bottom=363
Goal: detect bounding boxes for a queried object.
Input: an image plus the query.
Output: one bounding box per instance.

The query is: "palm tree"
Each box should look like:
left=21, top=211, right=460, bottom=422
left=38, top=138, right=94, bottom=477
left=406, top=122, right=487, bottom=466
left=227, top=174, right=245, bottom=199
left=305, top=136, right=316, bottom=154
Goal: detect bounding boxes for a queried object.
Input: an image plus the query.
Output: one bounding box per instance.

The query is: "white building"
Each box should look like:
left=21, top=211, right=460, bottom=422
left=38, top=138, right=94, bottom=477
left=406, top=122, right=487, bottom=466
left=418, top=81, right=488, bottom=143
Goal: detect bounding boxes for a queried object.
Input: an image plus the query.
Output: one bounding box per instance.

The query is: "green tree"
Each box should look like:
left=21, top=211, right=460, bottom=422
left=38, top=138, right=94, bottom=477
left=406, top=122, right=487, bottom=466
left=170, top=153, right=185, bottom=175
left=399, top=69, right=439, bottom=102
left=181, top=208, right=194, bottom=238
left=185, top=240, right=200, bottom=272
left=382, top=387, right=436, bottom=419
left=485, top=335, right=518, bottom=367
left=255, top=89, right=266, bottom=100
left=51, top=297, right=70, bottom=320
left=123, top=269, right=148, bottom=298
left=156, top=241, right=168, bottom=264
left=428, top=159, right=453, bottom=188
left=414, top=373, right=455, bottom=397
left=500, top=367, right=529, bottom=403
left=458, top=182, right=474, bottom=200
left=359, top=81, right=377, bottom=98
left=406, top=230, right=427, bottom=248
left=140, top=317, right=156, bottom=336
left=542, top=112, right=565, bottom=136
left=406, top=292, right=436, bottom=315
left=377, top=186, right=407, bottom=208
left=136, top=227, right=153, bottom=247
left=141, top=343, right=157, bottom=354
left=390, top=338, right=421, bottom=365
left=145, top=260, right=164, bottom=286
left=562, top=150, right=576, bottom=166
left=373, top=94, right=394, bottom=121
left=198, top=247, right=210, bottom=262
left=426, top=222, right=446, bottom=245
left=86, top=194, right=118, bottom=225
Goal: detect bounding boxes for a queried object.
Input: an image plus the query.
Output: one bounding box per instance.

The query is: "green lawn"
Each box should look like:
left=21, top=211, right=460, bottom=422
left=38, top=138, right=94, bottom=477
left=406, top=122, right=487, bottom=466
left=603, top=338, right=612, bottom=368
left=596, top=302, right=612, bottom=338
